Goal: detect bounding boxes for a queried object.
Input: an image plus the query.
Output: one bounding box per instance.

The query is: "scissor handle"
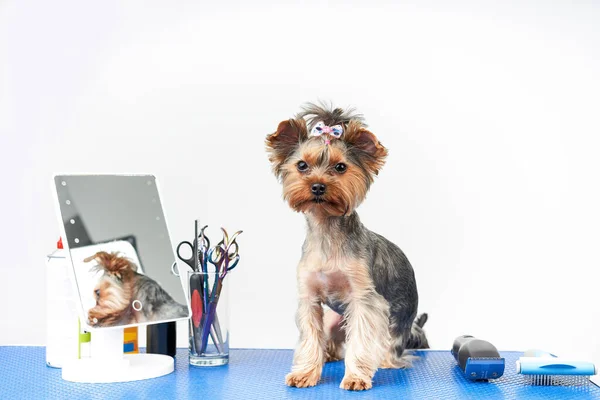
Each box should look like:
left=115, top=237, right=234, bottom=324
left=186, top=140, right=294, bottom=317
left=212, top=248, right=239, bottom=272
left=207, top=247, right=226, bottom=273
left=219, top=229, right=242, bottom=248
left=198, top=225, right=211, bottom=249
left=176, top=241, right=196, bottom=269
left=214, top=240, right=239, bottom=260
left=225, top=255, right=240, bottom=272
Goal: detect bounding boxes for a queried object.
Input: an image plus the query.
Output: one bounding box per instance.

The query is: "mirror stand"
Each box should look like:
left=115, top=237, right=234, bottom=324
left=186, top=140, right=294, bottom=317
left=52, top=174, right=189, bottom=383
left=61, top=328, right=174, bottom=383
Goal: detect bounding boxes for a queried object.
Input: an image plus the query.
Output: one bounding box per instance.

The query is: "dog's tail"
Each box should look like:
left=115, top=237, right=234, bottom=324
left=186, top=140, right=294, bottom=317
left=406, top=313, right=430, bottom=349
left=414, top=313, right=428, bottom=328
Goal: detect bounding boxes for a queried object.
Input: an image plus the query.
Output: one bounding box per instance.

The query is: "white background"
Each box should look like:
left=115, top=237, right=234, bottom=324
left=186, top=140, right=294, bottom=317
left=1, top=0, right=599, bottom=368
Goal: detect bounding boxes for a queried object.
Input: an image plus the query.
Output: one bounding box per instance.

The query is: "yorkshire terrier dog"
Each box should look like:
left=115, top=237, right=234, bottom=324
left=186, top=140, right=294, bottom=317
left=84, top=251, right=188, bottom=327
left=266, top=103, right=429, bottom=391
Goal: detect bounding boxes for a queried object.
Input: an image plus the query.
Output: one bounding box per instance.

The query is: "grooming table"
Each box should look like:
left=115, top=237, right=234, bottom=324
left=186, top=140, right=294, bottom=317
left=1, top=347, right=599, bottom=399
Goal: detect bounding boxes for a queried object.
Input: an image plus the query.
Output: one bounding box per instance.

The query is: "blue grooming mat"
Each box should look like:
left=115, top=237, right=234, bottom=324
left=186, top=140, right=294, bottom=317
left=1, top=347, right=599, bottom=399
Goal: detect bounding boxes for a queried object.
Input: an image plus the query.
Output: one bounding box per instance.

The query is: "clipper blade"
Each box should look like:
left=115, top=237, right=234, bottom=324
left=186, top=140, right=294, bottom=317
left=452, top=335, right=505, bottom=380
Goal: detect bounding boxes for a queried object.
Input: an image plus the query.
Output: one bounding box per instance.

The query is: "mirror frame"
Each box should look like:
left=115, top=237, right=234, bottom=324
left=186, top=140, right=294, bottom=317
left=51, top=173, right=191, bottom=330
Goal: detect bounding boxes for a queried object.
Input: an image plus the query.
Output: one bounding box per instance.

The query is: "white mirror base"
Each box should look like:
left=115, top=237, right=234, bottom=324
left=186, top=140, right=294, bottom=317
left=61, top=353, right=174, bottom=383
left=61, top=327, right=174, bottom=383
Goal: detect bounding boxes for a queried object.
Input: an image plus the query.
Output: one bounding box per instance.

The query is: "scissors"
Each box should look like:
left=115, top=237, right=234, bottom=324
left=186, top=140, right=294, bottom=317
left=177, top=224, right=212, bottom=309
left=199, top=228, right=242, bottom=353
left=177, top=222, right=224, bottom=353
left=176, top=223, right=210, bottom=272
left=212, top=228, right=242, bottom=272
left=207, top=228, right=241, bottom=304
left=177, top=227, right=230, bottom=352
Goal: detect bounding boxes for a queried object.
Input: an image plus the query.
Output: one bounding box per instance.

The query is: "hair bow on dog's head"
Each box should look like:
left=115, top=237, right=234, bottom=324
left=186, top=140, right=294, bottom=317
left=310, top=121, right=344, bottom=144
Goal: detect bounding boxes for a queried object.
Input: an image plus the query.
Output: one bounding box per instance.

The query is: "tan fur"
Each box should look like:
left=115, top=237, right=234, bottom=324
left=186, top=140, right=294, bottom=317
left=340, top=375, right=372, bottom=391
left=340, top=259, right=391, bottom=389
left=285, top=261, right=326, bottom=388
left=344, top=121, right=388, bottom=175
left=265, top=119, right=309, bottom=175
left=84, top=251, right=138, bottom=278
left=285, top=215, right=391, bottom=390
left=88, top=276, right=133, bottom=326
left=282, top=139, right=369, bottom=218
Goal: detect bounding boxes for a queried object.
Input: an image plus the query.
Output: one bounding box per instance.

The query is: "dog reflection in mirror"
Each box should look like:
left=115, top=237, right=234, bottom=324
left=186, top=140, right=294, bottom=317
left=84, top=251, right=188, bottom=327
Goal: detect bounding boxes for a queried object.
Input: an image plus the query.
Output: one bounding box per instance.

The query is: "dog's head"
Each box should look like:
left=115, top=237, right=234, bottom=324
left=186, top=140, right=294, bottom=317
left=84, top=251, right=137, bottom=326
left=266, top=103, right=387, bottom=217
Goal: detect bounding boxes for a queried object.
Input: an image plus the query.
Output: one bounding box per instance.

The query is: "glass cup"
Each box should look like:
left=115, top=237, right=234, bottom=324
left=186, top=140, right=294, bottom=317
left=188, top=271, right=230, bottom=366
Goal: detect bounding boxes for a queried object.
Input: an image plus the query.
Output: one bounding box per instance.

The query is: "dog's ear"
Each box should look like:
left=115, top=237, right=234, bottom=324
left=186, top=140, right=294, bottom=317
left=344, top=120, right=388, bottom=175
left=85, top=251, right=137, bottom=277
left=265, top=118, right=308, bottom=176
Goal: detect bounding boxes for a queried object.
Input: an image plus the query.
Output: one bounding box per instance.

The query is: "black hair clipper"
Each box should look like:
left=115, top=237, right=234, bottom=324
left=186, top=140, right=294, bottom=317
left=452, top=335, right=505, bottom=380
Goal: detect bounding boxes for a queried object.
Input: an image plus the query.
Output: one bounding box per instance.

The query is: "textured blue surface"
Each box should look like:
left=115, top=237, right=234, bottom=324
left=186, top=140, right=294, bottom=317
left=1, top=347, right=599, bottom=399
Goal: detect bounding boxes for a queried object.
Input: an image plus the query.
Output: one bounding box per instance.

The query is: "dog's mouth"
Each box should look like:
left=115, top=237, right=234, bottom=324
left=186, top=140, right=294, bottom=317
left=292, top=197, right=329, bottom=210
left=291, top=197, right=349, bottom=216
left=310, top=197, right=349, bottom=215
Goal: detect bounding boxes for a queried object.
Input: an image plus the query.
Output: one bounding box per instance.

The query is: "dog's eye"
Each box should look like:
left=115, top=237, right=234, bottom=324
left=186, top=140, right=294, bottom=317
left=334, top=163, right=347, bottom=173
left=297, top=161, right=309, bottom=172
left=95, top=289, right=100, bottom=298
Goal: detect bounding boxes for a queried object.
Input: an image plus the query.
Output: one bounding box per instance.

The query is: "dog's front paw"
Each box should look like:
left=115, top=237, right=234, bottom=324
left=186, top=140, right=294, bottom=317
left=340, top=375, right=372, bottom=391
left=285, top=369, right=321, bottom=388
left=87, top=312, right=99, bottom=327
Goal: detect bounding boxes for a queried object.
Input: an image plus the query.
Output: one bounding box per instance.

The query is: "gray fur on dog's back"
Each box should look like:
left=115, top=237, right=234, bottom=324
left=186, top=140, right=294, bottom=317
left=316, top=212, right=427, bottom=355
left=134, top=274, right=188, bottom=320
left=367, top=231, right=422, bottom=353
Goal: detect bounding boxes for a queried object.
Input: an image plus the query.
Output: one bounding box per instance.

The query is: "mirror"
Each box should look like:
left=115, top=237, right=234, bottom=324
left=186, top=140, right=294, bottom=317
left=53, top=174, right=190, bottom=330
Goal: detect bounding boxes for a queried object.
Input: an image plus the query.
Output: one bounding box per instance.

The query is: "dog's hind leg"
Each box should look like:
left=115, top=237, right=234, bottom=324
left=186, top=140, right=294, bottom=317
left=381, top=313, right=430, bottom=369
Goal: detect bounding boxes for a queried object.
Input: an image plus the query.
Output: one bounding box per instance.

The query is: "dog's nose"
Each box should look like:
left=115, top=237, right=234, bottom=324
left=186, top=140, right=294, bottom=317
left=311, top=183, right=326, bottom=196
